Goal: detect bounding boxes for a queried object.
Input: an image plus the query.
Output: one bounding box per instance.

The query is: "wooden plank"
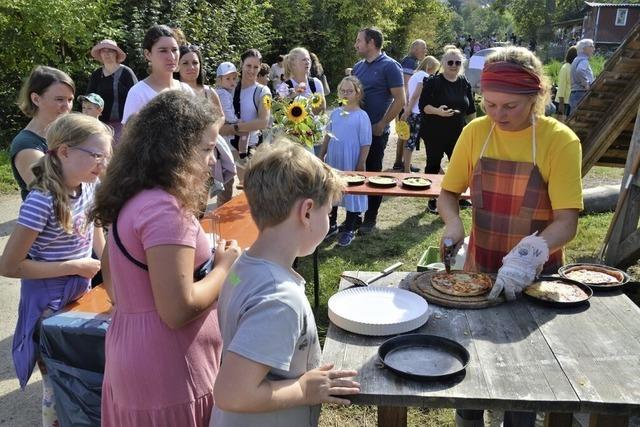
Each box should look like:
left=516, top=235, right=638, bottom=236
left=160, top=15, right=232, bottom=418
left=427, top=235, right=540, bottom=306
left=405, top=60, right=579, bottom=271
left=528, top=294, right=640, bottom=415
left=378, top=406, right=407, bottom=427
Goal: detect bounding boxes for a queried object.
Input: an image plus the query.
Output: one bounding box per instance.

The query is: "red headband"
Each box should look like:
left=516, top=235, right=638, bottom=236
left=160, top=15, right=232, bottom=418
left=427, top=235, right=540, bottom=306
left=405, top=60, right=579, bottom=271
left=480, top=61, right=541, bottom=94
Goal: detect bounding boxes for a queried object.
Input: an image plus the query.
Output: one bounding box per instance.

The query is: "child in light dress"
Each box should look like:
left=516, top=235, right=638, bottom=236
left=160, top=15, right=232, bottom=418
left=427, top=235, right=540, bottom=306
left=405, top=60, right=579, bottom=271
left=215, top=62, right=248, bottom=159
left=319, top=76, right=371, bottom=247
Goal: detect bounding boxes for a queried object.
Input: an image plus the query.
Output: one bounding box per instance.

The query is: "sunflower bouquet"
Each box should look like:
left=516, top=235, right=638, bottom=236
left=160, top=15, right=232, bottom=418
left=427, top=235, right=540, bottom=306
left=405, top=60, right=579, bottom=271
left=267, top=92, right=328, bottom=149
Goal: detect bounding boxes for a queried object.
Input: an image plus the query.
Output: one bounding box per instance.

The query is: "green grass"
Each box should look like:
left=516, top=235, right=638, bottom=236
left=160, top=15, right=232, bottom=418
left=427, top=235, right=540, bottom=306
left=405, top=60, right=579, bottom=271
left=544, top=54, right=607, bottom=86
left=0, top=149, right=19, bottom=195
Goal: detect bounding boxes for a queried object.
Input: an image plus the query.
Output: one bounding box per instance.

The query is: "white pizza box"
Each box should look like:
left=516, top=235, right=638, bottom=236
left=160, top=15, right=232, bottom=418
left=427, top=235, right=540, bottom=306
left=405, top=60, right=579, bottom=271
left=328, top=287, right=429, bottom=336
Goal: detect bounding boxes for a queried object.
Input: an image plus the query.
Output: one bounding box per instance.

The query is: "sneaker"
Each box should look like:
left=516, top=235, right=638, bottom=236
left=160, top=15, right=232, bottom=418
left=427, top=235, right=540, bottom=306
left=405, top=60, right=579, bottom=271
left=392, top=162, right=404, bottom=171
left=427, top=198, right=438, bottom=214
left=459, top=199, right=472, bottom=209
left=338, top=216, right=362, bottom=232
left=358, top=220, right=376, bottom=235
left=325, top=224, right=339, bottom=240
left=337, top=231, right=356, bottom=247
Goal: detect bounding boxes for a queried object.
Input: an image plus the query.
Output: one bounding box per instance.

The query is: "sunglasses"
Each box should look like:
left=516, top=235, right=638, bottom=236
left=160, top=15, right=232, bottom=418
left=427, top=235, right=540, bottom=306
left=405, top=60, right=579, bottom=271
left=447, top=60, right=462, bottom=67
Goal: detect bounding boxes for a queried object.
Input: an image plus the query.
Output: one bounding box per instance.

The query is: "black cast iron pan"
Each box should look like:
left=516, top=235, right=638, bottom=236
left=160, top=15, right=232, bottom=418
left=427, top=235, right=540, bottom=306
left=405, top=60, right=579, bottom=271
left=378, top=334, right=470, bottom=381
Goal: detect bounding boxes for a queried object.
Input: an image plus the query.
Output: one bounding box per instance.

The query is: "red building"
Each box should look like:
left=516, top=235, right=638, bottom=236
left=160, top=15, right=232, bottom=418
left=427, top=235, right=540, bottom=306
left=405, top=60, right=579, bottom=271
left=582, top=2, right=640, bottom=45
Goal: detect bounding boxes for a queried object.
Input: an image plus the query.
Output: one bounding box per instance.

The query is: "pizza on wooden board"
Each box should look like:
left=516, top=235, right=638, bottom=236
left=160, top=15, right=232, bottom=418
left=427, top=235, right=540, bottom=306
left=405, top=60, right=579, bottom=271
left=430, top=271, right=493, bottom=297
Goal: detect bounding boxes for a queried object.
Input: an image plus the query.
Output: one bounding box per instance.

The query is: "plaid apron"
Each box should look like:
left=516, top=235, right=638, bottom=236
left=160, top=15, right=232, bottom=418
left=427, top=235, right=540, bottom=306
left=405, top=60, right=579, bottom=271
left=465, top=122, right=563, bottom=274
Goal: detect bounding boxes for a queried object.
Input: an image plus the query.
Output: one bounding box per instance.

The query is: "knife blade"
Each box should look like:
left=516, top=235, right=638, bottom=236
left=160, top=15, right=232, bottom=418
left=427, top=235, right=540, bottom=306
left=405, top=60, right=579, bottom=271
left=367, top=261, right=404, bottom=284
left=443, top=238, right=454, bottom=273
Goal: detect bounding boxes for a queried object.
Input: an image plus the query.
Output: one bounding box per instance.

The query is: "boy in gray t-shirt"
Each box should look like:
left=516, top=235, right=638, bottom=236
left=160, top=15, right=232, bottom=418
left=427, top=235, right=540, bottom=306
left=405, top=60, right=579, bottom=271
left=212, top=141, right=360, bottom=427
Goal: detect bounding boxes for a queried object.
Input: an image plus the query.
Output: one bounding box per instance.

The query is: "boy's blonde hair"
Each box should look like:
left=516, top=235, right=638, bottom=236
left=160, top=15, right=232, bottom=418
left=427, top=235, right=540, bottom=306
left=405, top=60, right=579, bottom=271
left=417, top=56, right=440, bottom=74
left=244, top=139, right=344, bottom=230
left=31, top=113, right=112, bottom=233
left=483, top=46, right=551, bottom=117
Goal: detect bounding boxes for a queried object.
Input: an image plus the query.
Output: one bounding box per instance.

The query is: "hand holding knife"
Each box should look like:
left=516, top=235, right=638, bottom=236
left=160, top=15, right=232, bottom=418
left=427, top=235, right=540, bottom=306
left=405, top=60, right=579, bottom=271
left=443, top=238, right=455, bottom=273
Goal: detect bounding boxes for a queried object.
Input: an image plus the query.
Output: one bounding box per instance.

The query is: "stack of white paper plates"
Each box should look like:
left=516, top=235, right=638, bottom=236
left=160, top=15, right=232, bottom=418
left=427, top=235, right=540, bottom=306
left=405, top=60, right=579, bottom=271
left=328, top=287, right=429, bottom=336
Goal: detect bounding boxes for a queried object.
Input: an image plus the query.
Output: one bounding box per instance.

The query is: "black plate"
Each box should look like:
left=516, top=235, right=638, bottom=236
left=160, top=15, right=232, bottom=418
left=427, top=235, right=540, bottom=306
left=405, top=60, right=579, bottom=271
left=523, top=276, right=593, bottom=308
left=558, top=263, right=630, bottom=291
left=378, top=334, right=470, bottom=381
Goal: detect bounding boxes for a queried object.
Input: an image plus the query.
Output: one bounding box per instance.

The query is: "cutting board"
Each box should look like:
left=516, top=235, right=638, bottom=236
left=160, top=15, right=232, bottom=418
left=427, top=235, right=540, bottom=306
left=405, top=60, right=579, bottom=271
left=408, top=271, right=504, bottom=309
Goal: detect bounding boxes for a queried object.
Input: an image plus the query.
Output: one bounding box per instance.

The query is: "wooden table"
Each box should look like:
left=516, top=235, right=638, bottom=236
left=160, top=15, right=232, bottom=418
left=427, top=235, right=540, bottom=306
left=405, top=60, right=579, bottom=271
left=321, top=272, right=640, bottom=426
left=342, top=172, right=470, bottom=199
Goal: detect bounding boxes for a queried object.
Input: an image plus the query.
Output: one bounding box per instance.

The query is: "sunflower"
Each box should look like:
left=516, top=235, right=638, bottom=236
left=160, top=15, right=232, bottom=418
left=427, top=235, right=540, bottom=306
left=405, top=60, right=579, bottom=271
left=263, top=95, right=272, bottom=110
left=311, top=93, right=324, bottom=109
left=286, top=101, right=308, bottom=124
left=396, top=120, right=410, bottom=140
left=337, top=98, right=348, bottom=106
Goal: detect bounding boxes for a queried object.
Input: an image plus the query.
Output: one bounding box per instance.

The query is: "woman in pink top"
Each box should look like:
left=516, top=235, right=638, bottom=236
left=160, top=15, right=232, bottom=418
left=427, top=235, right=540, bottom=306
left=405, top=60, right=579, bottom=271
left=90, top=90, right=241, bottom=426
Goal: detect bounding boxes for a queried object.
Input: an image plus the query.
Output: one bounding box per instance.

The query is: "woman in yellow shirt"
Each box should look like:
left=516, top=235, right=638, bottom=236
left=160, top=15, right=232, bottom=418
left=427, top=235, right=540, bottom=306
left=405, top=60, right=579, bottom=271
left=555, top=46, right=577, bottom=119
left=439, top=45, right=583, bottom=427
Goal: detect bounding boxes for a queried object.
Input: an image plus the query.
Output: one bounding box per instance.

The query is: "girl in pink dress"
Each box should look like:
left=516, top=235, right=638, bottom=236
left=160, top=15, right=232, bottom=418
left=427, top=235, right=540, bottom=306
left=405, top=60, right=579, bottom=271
left=90, top=90, right=241, bottom=426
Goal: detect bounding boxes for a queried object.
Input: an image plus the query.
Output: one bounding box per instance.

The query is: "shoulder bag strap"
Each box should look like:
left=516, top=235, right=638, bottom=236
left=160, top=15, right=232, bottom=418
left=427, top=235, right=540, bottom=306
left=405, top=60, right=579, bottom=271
left=111, top=215, right=149, bottom=271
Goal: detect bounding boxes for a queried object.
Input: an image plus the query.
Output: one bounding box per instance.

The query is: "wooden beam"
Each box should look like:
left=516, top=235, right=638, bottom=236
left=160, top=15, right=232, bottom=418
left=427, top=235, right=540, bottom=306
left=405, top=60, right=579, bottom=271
left=581, top=75, right=640, bottom=175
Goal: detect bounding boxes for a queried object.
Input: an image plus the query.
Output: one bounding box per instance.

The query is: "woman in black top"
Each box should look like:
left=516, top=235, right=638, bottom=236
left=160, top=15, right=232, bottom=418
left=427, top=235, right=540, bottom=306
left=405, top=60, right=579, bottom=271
left=86, top=39, right=137, bottom=143
left=418, top=47, right=475, bottom=212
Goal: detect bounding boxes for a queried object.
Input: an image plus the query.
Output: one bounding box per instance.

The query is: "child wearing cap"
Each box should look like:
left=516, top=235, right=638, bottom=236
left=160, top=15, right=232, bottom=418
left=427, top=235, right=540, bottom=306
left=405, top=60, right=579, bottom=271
left=78, top=93, right=104, bottom=119
left=215, top=62, right=247, bottom=159
left=212, top=140, right=360, bottom=427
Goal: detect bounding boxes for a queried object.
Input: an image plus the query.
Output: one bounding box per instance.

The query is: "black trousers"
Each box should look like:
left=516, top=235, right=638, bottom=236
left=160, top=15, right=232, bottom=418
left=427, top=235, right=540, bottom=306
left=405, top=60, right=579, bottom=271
left=363, top=131, right=390, bottom=223
left=422, top=130, right=459, bottom=174
left=330, top=207, right=361, bottom=232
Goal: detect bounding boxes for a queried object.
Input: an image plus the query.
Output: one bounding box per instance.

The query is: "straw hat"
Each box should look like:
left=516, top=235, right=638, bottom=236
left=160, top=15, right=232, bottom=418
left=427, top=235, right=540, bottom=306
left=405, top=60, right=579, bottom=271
left=91, top=39, right=126, bottom=64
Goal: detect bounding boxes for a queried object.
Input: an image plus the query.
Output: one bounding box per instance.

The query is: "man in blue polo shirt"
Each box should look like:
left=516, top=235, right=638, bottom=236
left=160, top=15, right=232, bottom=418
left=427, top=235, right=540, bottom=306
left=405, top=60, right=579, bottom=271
left=352, top=27, right=405, bottom=234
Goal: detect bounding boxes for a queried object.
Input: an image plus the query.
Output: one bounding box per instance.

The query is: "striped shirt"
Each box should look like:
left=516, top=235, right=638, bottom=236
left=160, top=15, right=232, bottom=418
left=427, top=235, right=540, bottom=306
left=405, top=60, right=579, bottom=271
left=18, top=183, right=97, bottom=261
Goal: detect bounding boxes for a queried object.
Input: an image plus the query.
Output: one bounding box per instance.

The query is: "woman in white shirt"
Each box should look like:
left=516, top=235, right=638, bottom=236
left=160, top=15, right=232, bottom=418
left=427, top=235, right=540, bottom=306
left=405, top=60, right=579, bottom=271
left=121, top=25, right=193, bottom=124
left=278, top=47, right=326, bottom=114
left=400, top=56, right=440, bottom=173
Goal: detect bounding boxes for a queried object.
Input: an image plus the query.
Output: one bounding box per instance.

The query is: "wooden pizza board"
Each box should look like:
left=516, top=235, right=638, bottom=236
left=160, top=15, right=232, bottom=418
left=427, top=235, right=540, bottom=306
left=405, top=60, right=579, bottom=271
left=408, top=271, right=504, bottom=309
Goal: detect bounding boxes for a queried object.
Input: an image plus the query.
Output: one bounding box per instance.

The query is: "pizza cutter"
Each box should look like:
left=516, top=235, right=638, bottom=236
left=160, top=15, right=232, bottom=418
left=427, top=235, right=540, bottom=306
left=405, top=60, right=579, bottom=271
left=443, top=238, right=454, bottom=273
left=341, top=262, right=404, bottom=288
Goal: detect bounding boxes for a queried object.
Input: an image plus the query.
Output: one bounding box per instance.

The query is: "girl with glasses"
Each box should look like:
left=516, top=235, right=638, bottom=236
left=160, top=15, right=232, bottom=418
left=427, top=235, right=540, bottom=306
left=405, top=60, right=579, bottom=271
left=0, top=113, right=112, bottom=427
left=418, top=47, right=476, bottom=214
left=319, top=76, right=371, bottom=246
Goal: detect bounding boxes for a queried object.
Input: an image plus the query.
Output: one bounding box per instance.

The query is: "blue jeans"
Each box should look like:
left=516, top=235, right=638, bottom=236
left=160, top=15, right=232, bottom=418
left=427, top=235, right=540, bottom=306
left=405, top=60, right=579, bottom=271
left=569, top=90, right=587, bottom=112
left=363, top=131, right=390, bottom=224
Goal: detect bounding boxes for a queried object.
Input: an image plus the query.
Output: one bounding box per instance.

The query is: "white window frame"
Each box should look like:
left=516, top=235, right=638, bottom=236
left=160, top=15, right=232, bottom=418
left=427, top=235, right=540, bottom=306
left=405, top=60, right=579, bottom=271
left=615, top=8, right=628, bottom=26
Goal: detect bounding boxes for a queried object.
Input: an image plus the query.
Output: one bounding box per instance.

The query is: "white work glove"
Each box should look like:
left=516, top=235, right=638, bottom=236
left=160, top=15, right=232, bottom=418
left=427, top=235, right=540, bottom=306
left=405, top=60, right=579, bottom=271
left=488, top=233, right=550, bottom=301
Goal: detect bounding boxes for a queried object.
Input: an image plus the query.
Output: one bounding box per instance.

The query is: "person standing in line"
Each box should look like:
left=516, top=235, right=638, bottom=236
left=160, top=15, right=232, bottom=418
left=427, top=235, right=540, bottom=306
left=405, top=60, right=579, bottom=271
left=1, top=113, right=111, bottom=427
left=400, top=56, right=440, bottom=173
left=418, top=47, right=476, bottom=214
left=10, top=66, right=75, bottom=201
left=569, top=38, right=595, bottom=112
left=86, top=39, right=137, bottom=142
left=352, top=27, right=405, bottom=234
left=309, top=52, right=330, bottom=95
left=269, top=54, right=285, bottom=93
left=121, top=25, right=194, bottom=124
left=279, top=47, right=326, bottom=114
left=555, top=46, right=577, bottom=120
left=257, top=63, right=271, bottom=87
left=393, top=39, right=427, bottom=171
left=78, top=93, right=104, bottom=119
left=319, top=76, right=371, bottom=246
left=92, top=91, right=241, bottom=427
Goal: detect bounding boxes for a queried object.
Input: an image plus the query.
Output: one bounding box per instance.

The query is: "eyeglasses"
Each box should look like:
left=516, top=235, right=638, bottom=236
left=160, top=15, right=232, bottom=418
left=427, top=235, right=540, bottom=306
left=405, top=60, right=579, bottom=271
left=447, top=60, right=462, bottom=67
left=339, top=89, right=355, bottom=95
left=72, top=146, right=111, bottom=165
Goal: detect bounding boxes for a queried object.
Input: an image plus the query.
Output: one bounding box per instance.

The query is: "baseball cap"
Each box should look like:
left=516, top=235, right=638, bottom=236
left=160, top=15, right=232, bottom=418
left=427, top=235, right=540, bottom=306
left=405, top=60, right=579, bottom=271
left=216, top=62, right=237, bottom=77
left=78, top=93, right=104, bottom=109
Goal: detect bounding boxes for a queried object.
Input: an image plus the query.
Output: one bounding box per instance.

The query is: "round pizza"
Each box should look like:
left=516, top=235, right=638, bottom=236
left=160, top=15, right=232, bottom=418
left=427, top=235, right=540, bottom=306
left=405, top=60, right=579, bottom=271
left=563, top=267, right=622, bottom=285
left=430, top=271, right=493, bottom=297
left=524, top=280, right=589, bottom=302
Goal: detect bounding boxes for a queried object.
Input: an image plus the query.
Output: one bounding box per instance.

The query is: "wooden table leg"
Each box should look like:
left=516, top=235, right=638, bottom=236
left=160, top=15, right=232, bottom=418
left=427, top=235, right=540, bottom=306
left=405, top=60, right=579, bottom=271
left=545, top=412, right=573, bottom=427
left=588, top=413, right=629, bottom=426
left=377, top=406, right=407, bottom=427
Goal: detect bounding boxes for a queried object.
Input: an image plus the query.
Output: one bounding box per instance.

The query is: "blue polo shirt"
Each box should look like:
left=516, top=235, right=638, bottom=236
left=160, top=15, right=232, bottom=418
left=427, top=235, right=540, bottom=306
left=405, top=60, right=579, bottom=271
left=400, top=55, right=419, bottom=76
left=352, top=52, right=403, bottom=126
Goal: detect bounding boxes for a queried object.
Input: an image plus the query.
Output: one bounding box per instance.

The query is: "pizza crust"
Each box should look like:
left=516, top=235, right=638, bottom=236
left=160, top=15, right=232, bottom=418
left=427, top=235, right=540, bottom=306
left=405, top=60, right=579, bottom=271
left=563, top=267, right=622, bottom=285
left=524, top=280, right=589, bottom=302
left=430, top=271, right=493, bottom=297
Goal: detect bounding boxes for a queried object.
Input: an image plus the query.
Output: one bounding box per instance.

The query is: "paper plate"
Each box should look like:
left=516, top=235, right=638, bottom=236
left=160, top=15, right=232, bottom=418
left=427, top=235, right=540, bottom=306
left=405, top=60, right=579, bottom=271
left=328, top=287, right=429, bottom=336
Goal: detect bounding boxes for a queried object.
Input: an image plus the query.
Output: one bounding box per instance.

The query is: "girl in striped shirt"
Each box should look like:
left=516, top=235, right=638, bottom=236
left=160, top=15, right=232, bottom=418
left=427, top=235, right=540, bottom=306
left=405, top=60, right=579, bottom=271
left=0, top=113, right=112, bottom=427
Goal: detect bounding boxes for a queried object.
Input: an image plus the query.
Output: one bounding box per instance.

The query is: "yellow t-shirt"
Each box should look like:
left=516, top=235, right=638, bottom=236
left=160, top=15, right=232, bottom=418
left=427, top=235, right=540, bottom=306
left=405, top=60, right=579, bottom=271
left=442, top=115, right=583, bottom=210
left=556, top=62, right=572, bottom=103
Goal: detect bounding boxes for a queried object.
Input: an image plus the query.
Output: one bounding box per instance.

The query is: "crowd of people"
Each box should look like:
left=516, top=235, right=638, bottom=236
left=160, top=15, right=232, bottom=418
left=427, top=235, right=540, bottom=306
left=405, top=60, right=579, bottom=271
left=0, top=22, right=585, bottom=427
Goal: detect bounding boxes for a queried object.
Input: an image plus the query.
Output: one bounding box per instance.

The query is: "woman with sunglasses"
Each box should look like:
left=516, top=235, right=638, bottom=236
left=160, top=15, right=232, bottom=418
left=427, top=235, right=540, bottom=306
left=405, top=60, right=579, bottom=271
left=438, top=47, right=582, bottom=427
left=418, top=47, right=475, bottom=213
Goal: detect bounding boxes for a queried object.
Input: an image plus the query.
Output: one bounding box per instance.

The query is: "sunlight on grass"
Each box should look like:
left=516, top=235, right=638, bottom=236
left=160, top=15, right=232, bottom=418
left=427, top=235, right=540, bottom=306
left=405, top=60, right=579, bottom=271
left=0, top=149, right=19, bottom=194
